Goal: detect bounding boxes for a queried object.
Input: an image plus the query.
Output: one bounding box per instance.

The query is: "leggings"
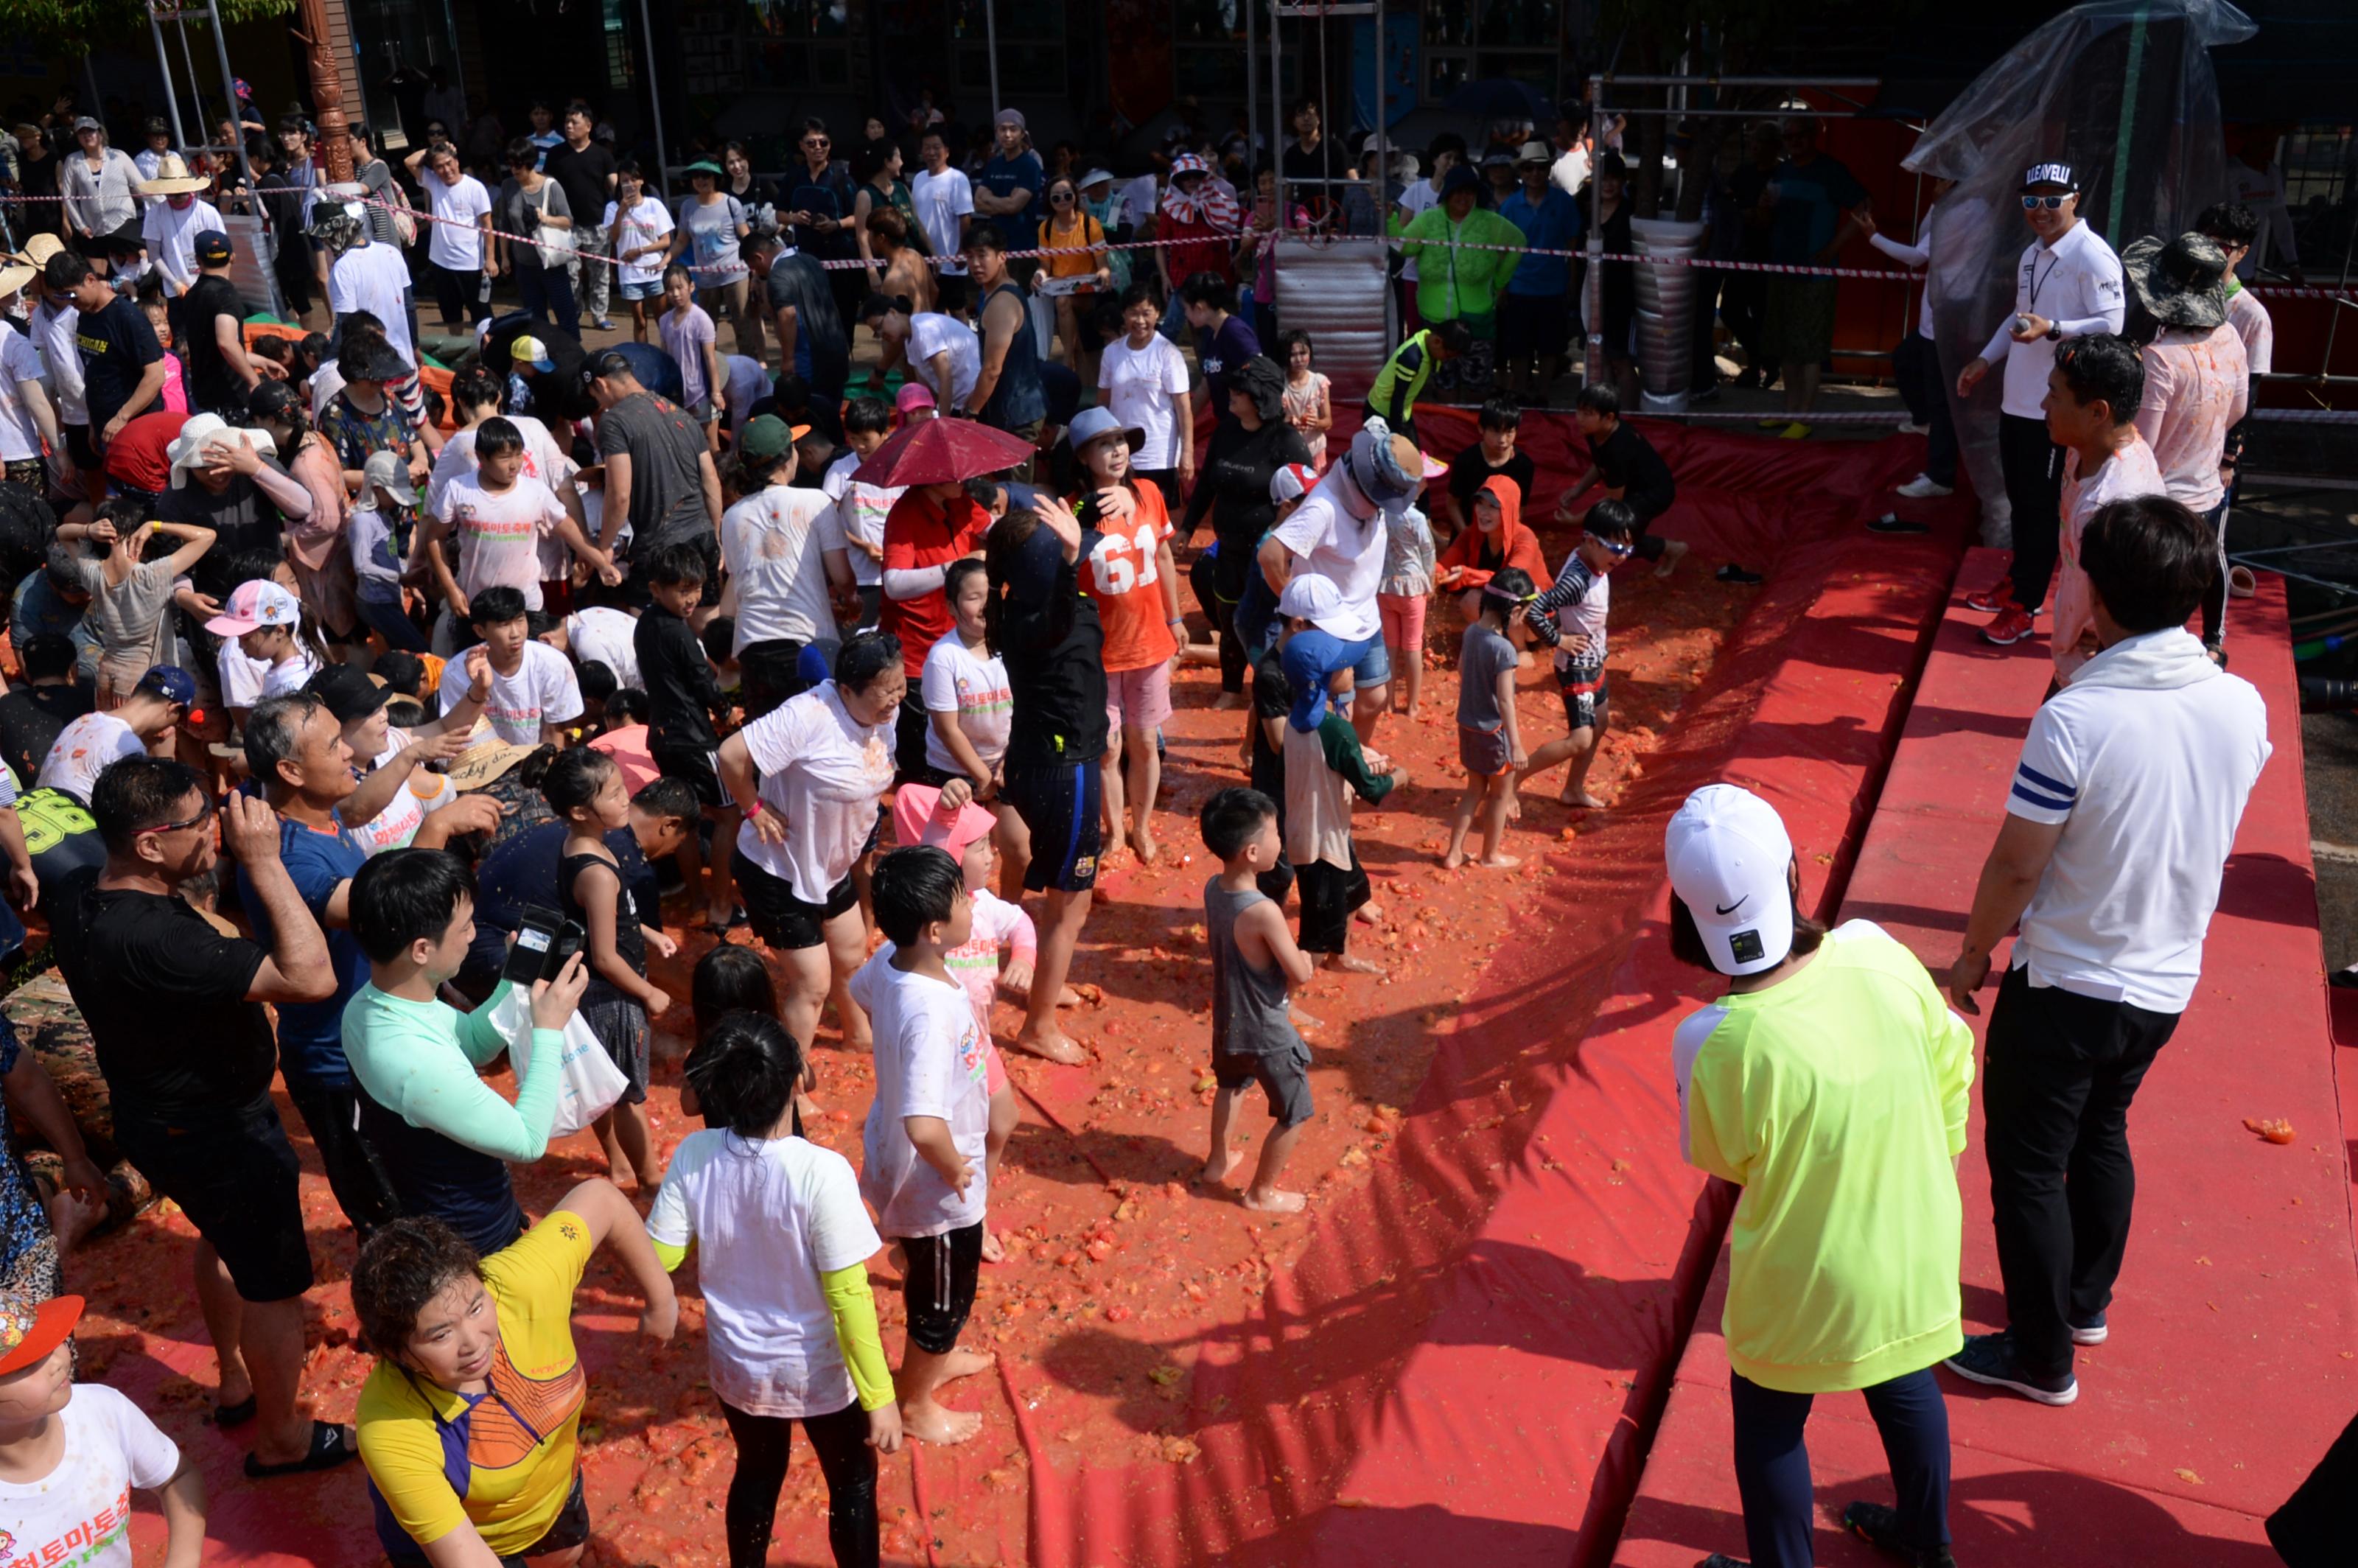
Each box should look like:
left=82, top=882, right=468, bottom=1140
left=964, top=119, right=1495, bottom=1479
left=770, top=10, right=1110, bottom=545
left=2197, top=495, right=2231, bottom=649
left=2000, top=411, right=2065, bottom=612
left=1730, top=1368, right=1951, bottom=1568
left=718, top=1396, right=878, bottom=1568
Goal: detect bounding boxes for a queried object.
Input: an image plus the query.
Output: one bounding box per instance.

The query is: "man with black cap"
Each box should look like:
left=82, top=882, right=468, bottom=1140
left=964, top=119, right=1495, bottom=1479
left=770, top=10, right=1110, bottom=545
left=2121, top=232, right=2248, bottom=659
left=1956, top=161, right=2126, bottom=647
left=584, top=348, right=724, bottom=584
left=172, top=230, right=278, bottom=420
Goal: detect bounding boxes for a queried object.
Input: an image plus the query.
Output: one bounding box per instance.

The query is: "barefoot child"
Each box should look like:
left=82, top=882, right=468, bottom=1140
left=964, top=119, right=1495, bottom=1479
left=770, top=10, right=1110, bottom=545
left=651, top=1012, right=901, bottom=1566
left=1276, top=576, right=1406, bottom=974
left=849, top=845, right=994, bottom=1444
left=1198, top=787, right=1316, bottom=1211
left=0, top=1293, right=209, bottom=1566
left=543, top=749, right=678, bottom=1189
left=1069, top=405, right=1180, bottom=865
left=1444, top=567, right=1533, bottom=869
left=892, top=783, right=1031, bottom=1261
left=1375, top=499, right=1436, bottom=718
left=1520, top=501, right=1634, bottom=808
left=921, top=559, right=1029, bottom=894
left=687, top=944, right=822, bottom=1130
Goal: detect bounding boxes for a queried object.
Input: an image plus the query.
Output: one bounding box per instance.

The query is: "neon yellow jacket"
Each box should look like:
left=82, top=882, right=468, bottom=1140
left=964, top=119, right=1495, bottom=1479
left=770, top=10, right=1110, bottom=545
left=1397, top=205, right=1525, bottom=323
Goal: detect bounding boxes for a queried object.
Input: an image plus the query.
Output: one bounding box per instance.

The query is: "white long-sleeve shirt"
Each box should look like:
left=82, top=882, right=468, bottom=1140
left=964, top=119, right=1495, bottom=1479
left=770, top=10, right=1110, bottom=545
left=139, top=198, right=227, bottom=295
left=1868, top=200, right=1938, bottom=338
left=1977, top=220, right=2125, bottom=421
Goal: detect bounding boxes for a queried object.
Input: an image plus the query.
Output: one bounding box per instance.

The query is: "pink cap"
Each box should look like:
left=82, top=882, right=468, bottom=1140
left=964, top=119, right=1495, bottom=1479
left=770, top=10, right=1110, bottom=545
left=205, top=578, right=300, bottom=637
left=895, top=381, right=937, bottom=413
left=892, top=783, right=998, bottom=858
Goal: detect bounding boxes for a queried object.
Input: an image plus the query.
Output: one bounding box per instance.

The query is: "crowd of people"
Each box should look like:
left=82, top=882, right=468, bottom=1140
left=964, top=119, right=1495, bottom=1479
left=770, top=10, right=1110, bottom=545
left=0, top=71, right=2333, bottom=1568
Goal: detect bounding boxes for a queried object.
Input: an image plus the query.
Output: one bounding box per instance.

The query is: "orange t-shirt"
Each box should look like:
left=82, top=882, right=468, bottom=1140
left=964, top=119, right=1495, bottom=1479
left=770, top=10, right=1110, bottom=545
left=1082, top=483, right=1177, bottom=673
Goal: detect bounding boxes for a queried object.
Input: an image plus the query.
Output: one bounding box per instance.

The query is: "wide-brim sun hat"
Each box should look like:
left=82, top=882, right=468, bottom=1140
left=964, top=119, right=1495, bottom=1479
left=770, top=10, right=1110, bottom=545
left=1066, top=404, right=1144, bottom=455
left=136, top=151, right=209, bottom=197
left=2121, top=232, right=2231, bottom=332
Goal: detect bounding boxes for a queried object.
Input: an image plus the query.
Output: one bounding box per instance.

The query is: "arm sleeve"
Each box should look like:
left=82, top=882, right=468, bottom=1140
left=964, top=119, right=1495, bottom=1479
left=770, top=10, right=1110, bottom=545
left=2058, top=253, right=2127, bottom=338
left=1978, top=318, right=2016, bottom=366
left=1316, top=710, right=1395, bottom=805
left=822, top=1264, right=895, bottom=1410
left=1522, top=553, right=1595, bottom=644
left=645, top=1133, right=696, bottom=1267
left=2132, top=351, right=2169, bottom=452
left=1004, top=902, right=1038, bottom=966
left=1376, top=343, right=1423, bottom=426
left=1867, top=230, right=1928, bottom=268
left=399, top=996, right=563, bottom=1161
left=2007, top=705, right=2080, bottom=825
left=108, top=1387, right=183, bottom=1491
left=1670, top=1008, right=1747, bottom=1182
left=883, top=564, right=948, bottom=601
left=1932, top=995, right=1976, bottom=1157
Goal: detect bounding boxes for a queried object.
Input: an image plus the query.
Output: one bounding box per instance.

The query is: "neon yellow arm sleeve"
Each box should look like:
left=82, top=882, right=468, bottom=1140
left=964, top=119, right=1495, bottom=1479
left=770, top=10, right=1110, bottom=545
left=820, top=1262, right=895, bottom=1412
left=651, top=1236, right=689, bottom=1272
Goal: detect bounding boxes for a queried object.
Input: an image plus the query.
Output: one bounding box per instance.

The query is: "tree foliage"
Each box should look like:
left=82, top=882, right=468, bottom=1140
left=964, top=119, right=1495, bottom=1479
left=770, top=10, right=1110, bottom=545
left=0, top=0, right=296, bottom=59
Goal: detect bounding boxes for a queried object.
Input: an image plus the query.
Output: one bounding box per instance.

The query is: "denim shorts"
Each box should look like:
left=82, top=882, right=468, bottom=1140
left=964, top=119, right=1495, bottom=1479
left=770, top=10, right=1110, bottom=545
left=619, top=279, right=660, bottom=301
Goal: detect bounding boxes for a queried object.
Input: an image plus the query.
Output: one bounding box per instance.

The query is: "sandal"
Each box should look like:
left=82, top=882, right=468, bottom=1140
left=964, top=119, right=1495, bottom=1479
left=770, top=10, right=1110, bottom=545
left=2228, top=564, right=2256, bottom=599
left=214, top=1395, right=256, bottom=1427
left=244, top=1420, right=358, bottom=1479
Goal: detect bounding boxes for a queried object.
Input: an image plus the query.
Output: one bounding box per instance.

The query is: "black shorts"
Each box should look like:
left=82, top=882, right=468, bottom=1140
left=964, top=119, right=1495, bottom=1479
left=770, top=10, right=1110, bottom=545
left=893, top=697, right=934, bottom=784
left=1499, top=290, right=1572, bottom=358
left=112, top=1098, right=313, bottom=1303
left=935, top=273, right=971, bottom=316
left=739, top=637, right=816, bottom=722
left=1295, top=850, right=1371, bottom=956
left=1004, top=757, right=1103, bottom=894
left=64, top=423, right=99, bottom=472
left=1212, top=1040, right=1314, bottom=1128
left=1556, top=662, right=1609, bottom=732
left=385, top=1471, right=589, bottom=1568
left=898, top=1220, right=984, bottom=1355
left=650, top=739, right=726, bottom=810
left=734, top=849, right=858, bottom=951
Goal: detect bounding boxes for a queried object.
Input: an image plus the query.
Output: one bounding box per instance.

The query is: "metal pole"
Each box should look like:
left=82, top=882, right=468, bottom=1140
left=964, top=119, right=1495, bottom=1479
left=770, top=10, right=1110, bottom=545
left=1585, top=70, right=1603, bottom=385
left=173, top=12, right=212, bottom=146
left=149, top=10, right=191, bottom=154
left=1245, top=0, right=1258, bottom=179
left=1270, top=7, right=1284, bottom=220
left=1599, top=74, right=1883, bottom=88
left=203, top=0, right=258, bottom=202
left=985, top=0, right=1002, bottom=124
left=637, top=0, right=671, bottom=193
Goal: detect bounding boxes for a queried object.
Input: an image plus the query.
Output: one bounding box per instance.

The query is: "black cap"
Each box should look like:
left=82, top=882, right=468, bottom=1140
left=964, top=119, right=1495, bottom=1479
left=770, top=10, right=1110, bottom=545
left=587, top=348, right=634, bottom=379
left=195, top=231, right=234, bottom=265
left=304, top=662, right=391, bottom=724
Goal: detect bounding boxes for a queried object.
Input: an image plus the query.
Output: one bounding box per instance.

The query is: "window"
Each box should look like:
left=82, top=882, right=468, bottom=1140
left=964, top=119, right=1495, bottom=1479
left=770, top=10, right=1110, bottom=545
left=603, top=0, right=635, bottom=92
left=1421, top=0, right=1564, bottom=107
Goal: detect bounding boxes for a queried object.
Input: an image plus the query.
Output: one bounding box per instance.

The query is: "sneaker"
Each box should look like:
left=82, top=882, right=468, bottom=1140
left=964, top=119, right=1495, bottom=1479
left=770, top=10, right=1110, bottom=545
left=1945, top=1329, right=2078, bottom=1404
left=1716, top=564, right=1766, bottom=585
left=1756, top=416, right=1788, bottom=430
left=2071, top=1312, right=2108, bottom=1345
left=1844, top=1501, right=1959, bottom=1567
left=1896, top=474, right=1955, bottom=499
left=1964, top=584, right=2016, bottom=615
left=1777, top=421, right=1813, bottom=440
left=1895, top=419, right=1930, bottom=435
left=1869, top=512, right=1931, bottom=536
left=592, top=316, right=617, bottom=331
left=1980, top=606, right=2037, bottom=645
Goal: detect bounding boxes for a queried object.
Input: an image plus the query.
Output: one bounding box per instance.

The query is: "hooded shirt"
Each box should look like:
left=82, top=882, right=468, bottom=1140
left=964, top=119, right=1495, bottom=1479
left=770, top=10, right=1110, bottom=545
left=1435, top=474, right=1549, bottom=589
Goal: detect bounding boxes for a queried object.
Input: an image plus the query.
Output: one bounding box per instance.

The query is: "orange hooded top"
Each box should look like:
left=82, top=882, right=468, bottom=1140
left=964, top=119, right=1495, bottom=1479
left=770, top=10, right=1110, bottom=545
left=1435, top=474, right=1550, bottom=590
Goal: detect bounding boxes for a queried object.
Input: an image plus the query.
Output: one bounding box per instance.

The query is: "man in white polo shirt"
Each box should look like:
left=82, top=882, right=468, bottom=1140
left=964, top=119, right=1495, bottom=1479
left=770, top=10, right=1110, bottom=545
left=1255, top=417, right=1430, bottom=744
left=1956, top=162, right=2126, bottom=648
left=1940, top=493, right=2267, bottom=1407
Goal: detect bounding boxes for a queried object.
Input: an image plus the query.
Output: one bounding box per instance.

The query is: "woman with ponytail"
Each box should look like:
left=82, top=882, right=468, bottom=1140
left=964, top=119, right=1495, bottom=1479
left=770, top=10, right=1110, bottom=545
left=651, top=1011, right=900, bottom=1567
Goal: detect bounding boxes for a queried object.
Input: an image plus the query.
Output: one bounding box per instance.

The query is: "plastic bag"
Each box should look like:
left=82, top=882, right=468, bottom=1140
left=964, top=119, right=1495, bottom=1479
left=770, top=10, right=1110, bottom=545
left=489, top=984, right=629, bottom=1137
left=1902, top=0, right=2254, bottom=542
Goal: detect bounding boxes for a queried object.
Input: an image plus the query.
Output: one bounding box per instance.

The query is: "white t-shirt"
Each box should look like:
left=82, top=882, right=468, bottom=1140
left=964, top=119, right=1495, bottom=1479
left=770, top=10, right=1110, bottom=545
left=1097, top=335, right=1192, bottom=472
left=646, top=1129, right=881, bottom=1418
left=2225, top=287, right=2273, bottom=378
left=565, top=606, right=641, bottom=689
left=1979, top=222, right=2126, bottom=421
left=605, top=197, right=676, bottom=289
left=909, top=312, right=980, bottom=409
left=2133, top=323, right=2248, bottom=514
left=850, top=953, right=991, bottom=1238
left=434, top=472, right=568, bottom=608
left=2054, top=434, right=2166, bottom=684
left=2006, top=629, right=2270, bottom=1012
left=0, top=321, right=50, bottom=462
left=350, top=503, right=402, bottom=593
left=38, top=710, right=144, bottom=801
left=441, top=640, right=582, bottom=746
left=1397, top=176, right=1439, bottom=282
left=217, top=640, right=270, bottom=712
left=735, top=680, right=895, bottom=902
left=425, top=414, right=570, bottom=517
left=308, top=363, right=346, bottom=427
left=920, top=634, right=1011, bottom=776
left=0, top=1382, right=182, bottom=1568
left=32, top=299, right=85, bottom=424
left=1269, top=467, right=1387, bottom=642
left=909, top=168, right=975, bottom=276
left=329, top=242, right=417, bottom=366
left=260, top=645, right=323, bottom=698
left=350, top=729, right=454, bottom=854
left=139, top=197, right=226, bottom=292
left=424, top=171, right=493, bottom=271
left=720, top=486, right=846, bottom=653
left=821, top=451, right=900, bottom=588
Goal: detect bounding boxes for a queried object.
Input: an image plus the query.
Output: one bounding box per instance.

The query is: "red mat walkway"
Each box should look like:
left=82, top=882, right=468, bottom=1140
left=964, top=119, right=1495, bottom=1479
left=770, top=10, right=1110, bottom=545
left=1613, top=550, right=2357, bottom=1565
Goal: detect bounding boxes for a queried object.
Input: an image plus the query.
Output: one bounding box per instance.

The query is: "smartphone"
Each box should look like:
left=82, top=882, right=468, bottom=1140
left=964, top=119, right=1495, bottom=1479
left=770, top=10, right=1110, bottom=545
left=504, top=906, right=587, bottom=987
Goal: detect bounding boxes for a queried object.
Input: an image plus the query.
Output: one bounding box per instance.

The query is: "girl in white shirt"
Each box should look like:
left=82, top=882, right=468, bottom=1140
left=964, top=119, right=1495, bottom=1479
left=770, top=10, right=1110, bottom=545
left=918, top=560, right=1028, bottom=890
left=605, top=161, right=677, bottom=344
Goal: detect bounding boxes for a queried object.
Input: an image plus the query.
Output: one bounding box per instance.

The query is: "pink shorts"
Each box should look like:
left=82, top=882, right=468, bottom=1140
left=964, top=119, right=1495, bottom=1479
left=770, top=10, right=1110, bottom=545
left=984, top=1038, right=1008, bottom=1096
left=1377, top=591, right=1428, bottom=656
left=1105, top=659, right=1175, bottom=732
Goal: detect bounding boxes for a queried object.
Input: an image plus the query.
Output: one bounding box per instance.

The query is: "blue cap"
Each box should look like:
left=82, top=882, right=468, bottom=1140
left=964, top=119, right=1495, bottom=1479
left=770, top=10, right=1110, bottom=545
left=134, top=664, right=197, bottom=707
left=795, top=642, right=830, bottom=689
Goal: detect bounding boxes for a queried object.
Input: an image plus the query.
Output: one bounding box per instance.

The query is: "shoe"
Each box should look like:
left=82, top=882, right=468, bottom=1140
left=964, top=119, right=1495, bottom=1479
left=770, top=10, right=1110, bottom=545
left=592, top=316, right=616, bottom=331
left=2071, top=1312, right=2108, bottom=1346
left=1778, top=421, right=1812, bottom=440
left=1715, top=564, right=1765, bottom=585
left=1980, top=606, right=2037, bottom=645
left=1756, top=416, right=1788, bottom=430
left=1869, top=512, right=1931, bottom=536
left=1896, top=474, right=1955, bottom=499
left=1844, top=1501, right=1958, bottom=1567
left=1895, top=419, right=1930, bottom=435
left=1964, top=584, right=2015, bottom=615
left=1944, top=1329, right=2078, bottom=1404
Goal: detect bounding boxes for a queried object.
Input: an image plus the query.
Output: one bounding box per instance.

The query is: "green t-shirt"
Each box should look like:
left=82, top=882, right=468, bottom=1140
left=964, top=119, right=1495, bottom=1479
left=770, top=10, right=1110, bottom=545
left=1671, top=920, right=1974, bottom=1393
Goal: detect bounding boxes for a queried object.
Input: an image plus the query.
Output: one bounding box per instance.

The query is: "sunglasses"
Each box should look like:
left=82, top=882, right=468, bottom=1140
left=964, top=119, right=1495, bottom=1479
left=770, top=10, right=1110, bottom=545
left=2021, top=193, right=2071, bottom=211
left=803, top=136, right=830, bottom=148
left=139, top=799, right=216, bottom=839
left=1586, top=533, right=1635, bottom=558
left=1050, top=190, right=1076, bottom=203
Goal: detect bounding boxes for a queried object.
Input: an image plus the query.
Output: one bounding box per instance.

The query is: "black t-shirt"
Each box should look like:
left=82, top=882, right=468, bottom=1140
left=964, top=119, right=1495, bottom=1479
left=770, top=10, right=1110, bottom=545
left=1445, top=442, right=1536, bottom=520
left=0, top=684, right=90, bottom=788
left=1250, top=643, right=1290, bottom=811
left=172, top=274, right=246, bottom=415
left=1588, top=420, right=1676, bottom=522
left=51, top=870, right=275, bottom=1121
left=77, top=296, right=164, bottom=438
left=159, top=461, right=294, bottom=598
left=1184, top=416, right=1314, bottom=551
left=544, top=141, right=618, bottom=235
left=634, top=603, right=727, bottom=751
left=998, top=531, right=1108, bottom=769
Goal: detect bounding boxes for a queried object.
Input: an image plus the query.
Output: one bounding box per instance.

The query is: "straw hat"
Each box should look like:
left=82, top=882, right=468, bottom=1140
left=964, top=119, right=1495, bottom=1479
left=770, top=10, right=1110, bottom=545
left=444, top=738, right=542, bottom=791
left=136, top=152, right=211, bottom=197
left=13, top=233, right=63, bottom=270
left=0, top=259, right=33, bottom=302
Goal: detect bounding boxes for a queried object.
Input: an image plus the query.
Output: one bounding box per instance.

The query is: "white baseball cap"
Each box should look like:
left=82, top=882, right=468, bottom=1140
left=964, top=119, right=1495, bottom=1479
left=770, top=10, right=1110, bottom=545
left=1276, top=573, right=1343, bottom=630
left=1665, top=784, right=1796, bottom=977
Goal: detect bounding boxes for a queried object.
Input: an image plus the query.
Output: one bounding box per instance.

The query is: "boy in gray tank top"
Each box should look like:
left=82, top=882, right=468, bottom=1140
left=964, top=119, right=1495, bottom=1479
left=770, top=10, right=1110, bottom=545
left=1197, top=788, right=1317, bottom=1213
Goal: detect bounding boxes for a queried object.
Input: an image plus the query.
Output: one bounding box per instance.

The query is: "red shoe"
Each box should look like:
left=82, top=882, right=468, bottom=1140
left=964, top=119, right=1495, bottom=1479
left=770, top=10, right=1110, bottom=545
left=1981, top=606, right=2037, bottom=645
left=1965, top=584, right=2016, bottom=614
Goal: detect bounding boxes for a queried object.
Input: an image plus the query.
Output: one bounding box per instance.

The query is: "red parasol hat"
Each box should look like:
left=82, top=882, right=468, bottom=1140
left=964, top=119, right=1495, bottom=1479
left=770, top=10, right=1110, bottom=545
left=852, top=416, right=1039, bottom=488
